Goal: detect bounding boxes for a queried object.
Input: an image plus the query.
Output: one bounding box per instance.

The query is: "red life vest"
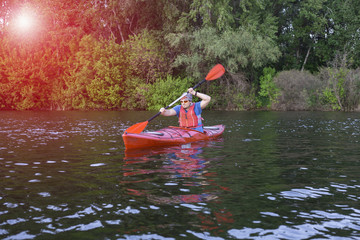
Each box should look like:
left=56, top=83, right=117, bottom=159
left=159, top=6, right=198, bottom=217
left=179, top=104, right=199, bottom=128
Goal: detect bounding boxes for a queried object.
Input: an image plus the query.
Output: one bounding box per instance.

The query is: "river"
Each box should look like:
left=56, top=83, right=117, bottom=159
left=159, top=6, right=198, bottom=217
left=0, top=110, right=359, bottom=239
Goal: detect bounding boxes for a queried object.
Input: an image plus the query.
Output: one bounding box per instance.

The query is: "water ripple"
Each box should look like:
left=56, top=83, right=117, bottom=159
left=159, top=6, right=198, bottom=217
left=3, top=231, right=36, bottom=240
left=228, top=217, right=360, bottom=240
left=279, top=187, right=332, bottom=200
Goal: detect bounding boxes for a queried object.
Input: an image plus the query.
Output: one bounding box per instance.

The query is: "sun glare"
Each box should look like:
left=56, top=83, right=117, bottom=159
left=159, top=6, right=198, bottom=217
left=15, top=10, right=36, bottom=32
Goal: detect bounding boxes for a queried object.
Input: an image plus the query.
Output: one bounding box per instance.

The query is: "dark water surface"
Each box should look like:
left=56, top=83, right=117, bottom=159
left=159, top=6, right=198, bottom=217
left=0, top=111, right=359, bottom=239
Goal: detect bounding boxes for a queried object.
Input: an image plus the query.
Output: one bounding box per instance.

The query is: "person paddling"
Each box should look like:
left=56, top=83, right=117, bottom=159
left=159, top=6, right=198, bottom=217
left=160, top=88, right=211, bottom=133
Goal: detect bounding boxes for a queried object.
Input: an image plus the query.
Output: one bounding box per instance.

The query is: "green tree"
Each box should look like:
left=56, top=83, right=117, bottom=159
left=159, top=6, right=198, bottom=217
left=166, top=0, right=280, bottom=80
left=321, top=0, right=360, bottom=68
left=257, top=67, right=279, bottom=108
left=124, top=30, right=171, bottom=84
left=145, top=75, right=195, bottom=110
left=319, top=64, right=360, bottom=111
left=82, top=0, right=166, bottom=43
left=275, top=0, right=329, bottom=72
left=275, top=0, right=360, bottom=71
left=0, top=23, right=66, bottom=110
left=64, top=35, right=127, bottom=110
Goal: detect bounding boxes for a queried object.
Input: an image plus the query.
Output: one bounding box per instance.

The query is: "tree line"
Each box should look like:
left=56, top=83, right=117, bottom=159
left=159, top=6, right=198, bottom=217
left=0, top=0, right=359, bottom=111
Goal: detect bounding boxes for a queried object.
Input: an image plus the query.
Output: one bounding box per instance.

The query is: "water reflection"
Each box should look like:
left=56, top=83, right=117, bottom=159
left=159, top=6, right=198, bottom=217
left=122, top=140, right=235, bottom=234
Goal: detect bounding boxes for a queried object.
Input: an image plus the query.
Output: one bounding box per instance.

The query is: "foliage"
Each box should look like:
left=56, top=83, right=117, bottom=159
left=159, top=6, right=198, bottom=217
left=166, top=0, right=280, bottom=80
left=63, top=35, right=127, bottom=110
left=319, top=67, right=360, bottom=111
left=234, top=90, right=257, bottom=111
left=121, top=78, right=149, bottom=110
left=145, top=76, right=195, bottom=110
left=273, top=70, right=323, bottom=111
left=123, top=30, right=172, bottom=84
left=0, top=26, right=75, bottom=110
left=319, top=0, right=360, bottom=68
left=276, top=0, right=330, bottom=71
left=275, top=0, right=360, bottom=72
left=207, top=72, right=256, bottom=110
left=257, top=67, right=279, bottom=108
left=169, top=27, right=280, bottom=80
left=0, top=0, right=360, bottom=111
left=321, top=87, right=340, bottom=110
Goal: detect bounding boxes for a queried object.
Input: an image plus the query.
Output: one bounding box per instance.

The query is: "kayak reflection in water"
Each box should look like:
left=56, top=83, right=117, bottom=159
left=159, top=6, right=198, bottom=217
left=163, top=143, right=207, bottom=180
left=122, top=142, right=234, bottom=233
left=122, top=142, right=220, bottom=203
left=160, top=88, right=211, bottom=133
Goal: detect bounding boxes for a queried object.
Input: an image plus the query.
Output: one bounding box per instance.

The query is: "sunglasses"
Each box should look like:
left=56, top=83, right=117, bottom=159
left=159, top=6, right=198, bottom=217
left=180, top=100, right=189, bottom=104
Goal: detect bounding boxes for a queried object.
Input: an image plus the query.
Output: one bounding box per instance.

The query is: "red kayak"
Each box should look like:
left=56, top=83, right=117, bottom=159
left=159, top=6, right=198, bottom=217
left=122, top=125, right=225, bottom=149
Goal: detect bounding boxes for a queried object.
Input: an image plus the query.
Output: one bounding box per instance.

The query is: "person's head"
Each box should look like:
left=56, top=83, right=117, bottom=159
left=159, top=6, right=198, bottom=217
left=180, top=93, right=192, bottom=109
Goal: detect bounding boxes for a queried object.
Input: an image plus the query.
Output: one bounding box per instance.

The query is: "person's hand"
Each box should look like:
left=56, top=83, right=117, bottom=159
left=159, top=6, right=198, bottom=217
left=160, top=107, right=165, bottom=113
left=188, top=88, right=196, bottom=95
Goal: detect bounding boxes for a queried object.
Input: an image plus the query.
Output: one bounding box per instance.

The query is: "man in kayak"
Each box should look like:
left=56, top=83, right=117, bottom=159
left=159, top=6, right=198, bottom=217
left=160, top=88, right=211, bottom=133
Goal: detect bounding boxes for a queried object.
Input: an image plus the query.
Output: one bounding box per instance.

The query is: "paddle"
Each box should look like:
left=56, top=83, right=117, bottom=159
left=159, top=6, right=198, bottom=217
left=125, top=64, right=225, bottom=134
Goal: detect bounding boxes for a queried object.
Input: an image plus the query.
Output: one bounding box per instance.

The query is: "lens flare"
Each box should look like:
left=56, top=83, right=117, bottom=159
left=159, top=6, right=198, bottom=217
left=15, top=10, right=35, bottom=32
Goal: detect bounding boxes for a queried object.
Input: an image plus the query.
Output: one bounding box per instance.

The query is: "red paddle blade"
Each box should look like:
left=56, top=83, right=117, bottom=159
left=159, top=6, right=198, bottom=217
left=205, top=64, right=225, bottom=80
left=125, top=121, right=148, bottom=134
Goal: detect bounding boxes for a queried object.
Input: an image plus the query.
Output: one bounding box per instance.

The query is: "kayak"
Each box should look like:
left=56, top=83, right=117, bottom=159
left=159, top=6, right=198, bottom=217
left=123, top=125, right=225, bottom=149
left=122, top=125, right=225, bottom=149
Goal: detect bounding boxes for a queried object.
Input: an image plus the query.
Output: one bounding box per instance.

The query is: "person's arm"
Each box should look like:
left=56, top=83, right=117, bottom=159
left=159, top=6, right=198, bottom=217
left=188, top=88, right=211, bottom=109
left=160, top=107, right=177, bottom=116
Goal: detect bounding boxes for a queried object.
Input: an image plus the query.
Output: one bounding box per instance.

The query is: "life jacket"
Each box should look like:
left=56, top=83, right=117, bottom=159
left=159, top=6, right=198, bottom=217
left=179, top=103, right=201, bottom=128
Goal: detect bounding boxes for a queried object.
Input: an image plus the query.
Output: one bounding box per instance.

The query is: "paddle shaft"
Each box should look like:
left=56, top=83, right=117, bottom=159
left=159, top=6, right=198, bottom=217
left=147, top=79, right=206, bottom=122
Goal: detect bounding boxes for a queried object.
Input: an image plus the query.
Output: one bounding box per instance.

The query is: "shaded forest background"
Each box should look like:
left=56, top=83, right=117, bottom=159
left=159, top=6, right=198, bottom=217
left=0, top=0, right=360, bottom=111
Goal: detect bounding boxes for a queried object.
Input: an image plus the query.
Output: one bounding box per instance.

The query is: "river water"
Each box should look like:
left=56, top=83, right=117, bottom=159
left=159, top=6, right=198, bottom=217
left=0, top=111, right=359, bottom=239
